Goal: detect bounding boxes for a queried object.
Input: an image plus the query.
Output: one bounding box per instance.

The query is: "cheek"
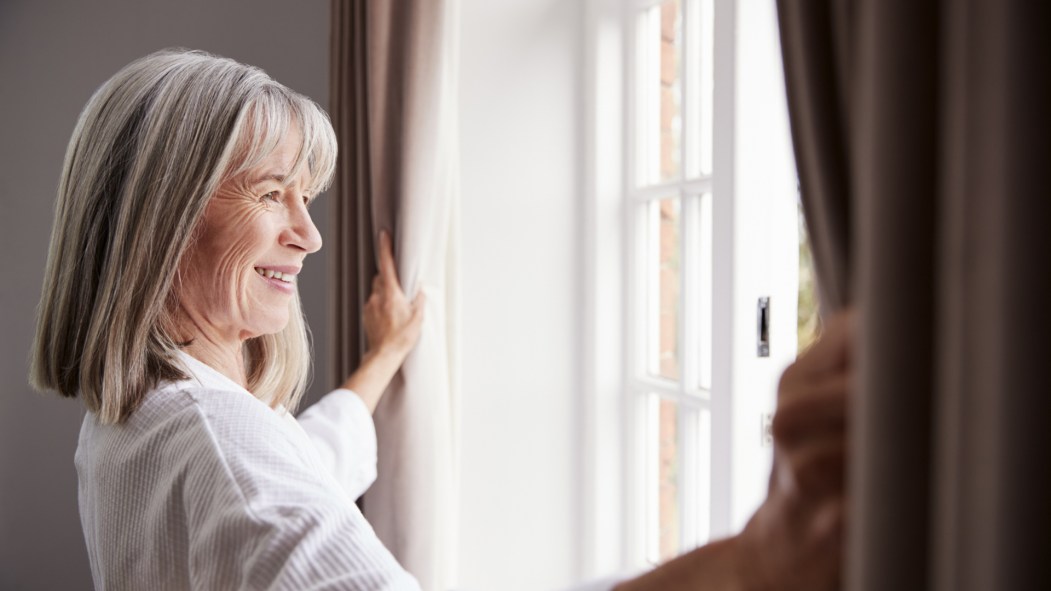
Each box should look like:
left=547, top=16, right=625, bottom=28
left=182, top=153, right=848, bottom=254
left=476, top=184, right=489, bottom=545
left=187, top=204, right=272, bottom=309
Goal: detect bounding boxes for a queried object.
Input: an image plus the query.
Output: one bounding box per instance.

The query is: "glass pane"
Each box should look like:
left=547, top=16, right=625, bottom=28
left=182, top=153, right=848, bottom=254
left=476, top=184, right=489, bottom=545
left=654, top=396, right=680, bottom=563
left=660, top=0, right=683, bottom=182
left=647, top=197, right=681, bottom=381
left=697, top=0, right=714, bottom=174
left=689, top=407, right=712, bottom=547
left=637, top=0, right=683, bottom=186
left=648, top=398, right=709, bottom=563
left=681, top=0, right=714, bottom=176
left=697, top=193, right=713, bottom=390
left=684, top=0, right=714, bottom=177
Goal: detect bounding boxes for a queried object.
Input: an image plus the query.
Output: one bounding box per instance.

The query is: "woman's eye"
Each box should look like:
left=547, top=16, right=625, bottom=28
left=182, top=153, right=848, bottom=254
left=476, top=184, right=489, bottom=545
left=261, top=191, right=280, bottom=202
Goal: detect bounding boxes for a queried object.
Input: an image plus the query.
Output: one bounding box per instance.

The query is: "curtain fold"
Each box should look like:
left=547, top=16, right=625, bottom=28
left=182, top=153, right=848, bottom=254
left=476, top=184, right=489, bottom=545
left=330, top=1, right=460, bottom=589
left=777, top=0, right=1050, bottom=589
left=776, top=0, right=853, bottom=310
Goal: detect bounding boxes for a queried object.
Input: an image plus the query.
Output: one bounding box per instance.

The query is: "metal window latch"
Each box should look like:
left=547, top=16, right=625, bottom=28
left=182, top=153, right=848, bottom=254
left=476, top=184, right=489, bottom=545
left=757, top=297, right=770, bottom=357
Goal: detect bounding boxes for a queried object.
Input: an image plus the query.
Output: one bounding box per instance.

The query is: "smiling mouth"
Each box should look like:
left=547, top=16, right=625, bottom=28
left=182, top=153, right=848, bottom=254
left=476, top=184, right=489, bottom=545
left=254, top=267, right=297, bottom=285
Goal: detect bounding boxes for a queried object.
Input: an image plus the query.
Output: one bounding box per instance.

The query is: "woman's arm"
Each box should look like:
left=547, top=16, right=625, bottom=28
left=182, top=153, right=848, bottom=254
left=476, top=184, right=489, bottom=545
left=297, top=232, right=424, bottom=496
left=295, top=390, right=379, bottom=498
left=613, top=537, right=755, bottom=591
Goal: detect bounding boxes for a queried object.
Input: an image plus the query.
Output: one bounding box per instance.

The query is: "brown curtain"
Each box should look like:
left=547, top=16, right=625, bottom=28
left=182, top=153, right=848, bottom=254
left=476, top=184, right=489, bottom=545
left=330, top=1, right=460, bottom=590
left=778, top=0, right=1050, bottom=589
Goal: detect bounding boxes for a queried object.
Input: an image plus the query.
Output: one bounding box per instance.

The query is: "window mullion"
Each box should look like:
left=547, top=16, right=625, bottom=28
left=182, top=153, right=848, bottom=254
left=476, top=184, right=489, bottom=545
left=631, top=381, right=712, bottom=407
left=629, top=177, right=712, bottom=202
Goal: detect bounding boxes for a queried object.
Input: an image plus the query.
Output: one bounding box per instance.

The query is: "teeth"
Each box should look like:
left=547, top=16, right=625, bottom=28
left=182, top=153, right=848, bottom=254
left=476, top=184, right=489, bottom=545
left=254, top=267, right=295, bottom=284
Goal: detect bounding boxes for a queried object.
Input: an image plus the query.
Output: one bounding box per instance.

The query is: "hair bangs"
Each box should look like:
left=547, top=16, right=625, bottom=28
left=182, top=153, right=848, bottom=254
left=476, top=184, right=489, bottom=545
left=223, top=87, right=337, bottom=198
left=293, top=96, right=338, bottom=197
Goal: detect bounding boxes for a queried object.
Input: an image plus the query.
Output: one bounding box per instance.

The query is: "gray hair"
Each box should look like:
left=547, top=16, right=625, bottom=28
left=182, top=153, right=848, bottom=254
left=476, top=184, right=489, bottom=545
left=31, top=49, right=337, bottom=423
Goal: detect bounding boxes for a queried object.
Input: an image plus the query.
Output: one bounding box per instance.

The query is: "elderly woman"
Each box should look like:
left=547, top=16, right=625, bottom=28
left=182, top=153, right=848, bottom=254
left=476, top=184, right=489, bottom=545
left=32, top=49, right=424, bottom=589
left=32, top=49, right=850, bottom=591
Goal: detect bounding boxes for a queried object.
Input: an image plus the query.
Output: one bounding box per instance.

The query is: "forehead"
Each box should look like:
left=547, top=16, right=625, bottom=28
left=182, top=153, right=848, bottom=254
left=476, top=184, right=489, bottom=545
left=244, top=129, right=308, bottom=184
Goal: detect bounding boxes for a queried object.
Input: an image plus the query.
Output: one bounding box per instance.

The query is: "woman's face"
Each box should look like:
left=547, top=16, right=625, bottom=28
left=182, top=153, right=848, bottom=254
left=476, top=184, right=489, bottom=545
left=175, top=128, right=322, bottom=342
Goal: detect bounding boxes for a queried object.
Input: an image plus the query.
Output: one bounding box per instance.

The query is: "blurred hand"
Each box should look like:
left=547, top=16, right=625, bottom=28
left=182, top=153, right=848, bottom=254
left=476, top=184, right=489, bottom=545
left=737, top=308, right=855, bottom=591
left=363, top=231, right=426, bottom=358
left=342, top=231, right=426, bottom=412
left=613, top=309, right=854, bottom=591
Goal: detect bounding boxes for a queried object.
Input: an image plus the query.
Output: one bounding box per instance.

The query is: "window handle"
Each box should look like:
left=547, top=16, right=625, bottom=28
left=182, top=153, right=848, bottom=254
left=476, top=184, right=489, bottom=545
left=757, top=297, right=770, bottom=357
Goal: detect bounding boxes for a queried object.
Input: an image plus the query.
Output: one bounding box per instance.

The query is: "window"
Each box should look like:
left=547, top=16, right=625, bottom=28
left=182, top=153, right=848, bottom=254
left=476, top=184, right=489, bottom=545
left=626, top=0, right=715, bottom=564
left=580, top=0, right=799, bottom=577
left=617, top=0, right=804, bottom=571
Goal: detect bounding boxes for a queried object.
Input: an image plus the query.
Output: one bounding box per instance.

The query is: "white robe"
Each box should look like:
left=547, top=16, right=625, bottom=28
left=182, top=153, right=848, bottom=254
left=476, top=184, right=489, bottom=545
left=75, top=351, right=421, bottom=590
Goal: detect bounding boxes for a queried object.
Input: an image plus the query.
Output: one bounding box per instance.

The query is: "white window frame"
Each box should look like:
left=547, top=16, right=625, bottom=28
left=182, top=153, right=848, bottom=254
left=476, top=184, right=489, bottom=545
left=621, top=0, right=735, bottom=566
left=579, top=0, right=738, bottom=577
left=581, top=0, right=799, bottom=579
left=622, top=0, right=723, bottom=567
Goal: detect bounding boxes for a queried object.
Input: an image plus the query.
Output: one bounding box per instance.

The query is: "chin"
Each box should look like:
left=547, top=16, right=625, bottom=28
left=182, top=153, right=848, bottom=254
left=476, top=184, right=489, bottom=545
left=244, top=314, right=291, bottom=339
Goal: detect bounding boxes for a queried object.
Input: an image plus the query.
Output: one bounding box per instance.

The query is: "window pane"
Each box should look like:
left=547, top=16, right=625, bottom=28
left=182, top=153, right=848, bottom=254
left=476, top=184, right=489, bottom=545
left=683, top=406, right=711, bottom=548
left=683, top=0, right=714, bottom=177
left=649, top=395, right=680, bottom=563
left=696, top=193, right=713, bottom=390
left=647, top=197, right=681, bottom=381
left=636, top=0, right=683, bottom=186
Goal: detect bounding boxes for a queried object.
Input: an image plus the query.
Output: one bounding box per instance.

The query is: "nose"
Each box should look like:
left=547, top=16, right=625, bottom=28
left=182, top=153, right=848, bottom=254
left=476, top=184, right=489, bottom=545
left=282, top=199, right=323, bottom=254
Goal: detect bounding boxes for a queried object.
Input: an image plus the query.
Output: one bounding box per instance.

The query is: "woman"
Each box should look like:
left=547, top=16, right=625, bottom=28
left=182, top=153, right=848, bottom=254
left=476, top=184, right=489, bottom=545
left=33, top=48, right=423, bottom=589
left=32, top=49, right=849, bottom=590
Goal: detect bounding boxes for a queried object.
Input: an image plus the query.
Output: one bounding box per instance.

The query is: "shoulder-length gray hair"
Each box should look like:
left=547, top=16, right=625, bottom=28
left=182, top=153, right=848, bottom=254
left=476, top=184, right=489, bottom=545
left=31, top=49, right=337, bottom=424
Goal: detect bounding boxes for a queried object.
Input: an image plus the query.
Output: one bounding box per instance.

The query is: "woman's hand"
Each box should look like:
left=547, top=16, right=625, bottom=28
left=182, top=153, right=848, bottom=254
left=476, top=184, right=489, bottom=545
left=342, top=231, right=426, bottom=412
left=362, top=231, right=426, bottom=357
left=736, top=308, right=854, bottom=591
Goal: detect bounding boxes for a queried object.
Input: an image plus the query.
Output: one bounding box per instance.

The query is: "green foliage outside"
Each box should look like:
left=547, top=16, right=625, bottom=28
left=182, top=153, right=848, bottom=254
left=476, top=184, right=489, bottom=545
left=797, top=201, right=821, bottom=354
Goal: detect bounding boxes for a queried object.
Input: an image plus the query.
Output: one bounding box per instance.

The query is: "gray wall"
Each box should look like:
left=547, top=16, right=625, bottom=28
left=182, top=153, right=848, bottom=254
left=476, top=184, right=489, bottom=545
left=0, top=1, right=332, bottom=587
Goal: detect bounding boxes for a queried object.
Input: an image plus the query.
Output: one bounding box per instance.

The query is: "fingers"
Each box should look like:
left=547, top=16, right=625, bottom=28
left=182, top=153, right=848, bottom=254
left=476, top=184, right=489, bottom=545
left=772, top=373, right=849, bottom=446
left=777, top=308, right=855, bottom=424
left=773, top=376, right=850, bottom=498
left=770, top=309, right=854, bottom=501
left=779, top=436, right=847, bottom=496
left=376, top=230, right=401, bottom=290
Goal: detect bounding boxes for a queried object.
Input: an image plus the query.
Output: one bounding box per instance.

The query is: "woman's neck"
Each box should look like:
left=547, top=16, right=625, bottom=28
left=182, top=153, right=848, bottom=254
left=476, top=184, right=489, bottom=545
left=182, top=338, right=247, bottom=389
left=172, top=307, right=248, bottom=388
